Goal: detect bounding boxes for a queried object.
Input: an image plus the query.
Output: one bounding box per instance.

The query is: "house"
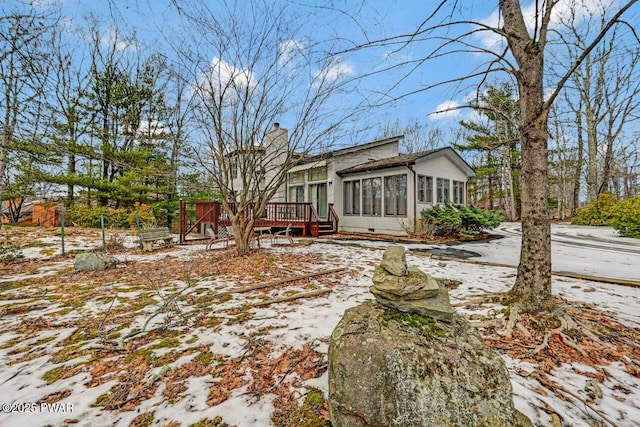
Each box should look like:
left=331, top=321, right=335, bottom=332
left=281, top=129, right=475, bottom=235
left=179, top=124, right=475, bottom=241
left=1, top=200, right=64, bottom=227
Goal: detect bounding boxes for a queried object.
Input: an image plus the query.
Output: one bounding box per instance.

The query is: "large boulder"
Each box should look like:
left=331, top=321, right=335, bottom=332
left=328, top=302, right=533, bottom=427
left=329, top=246, right=533, bottom=427
left=74, top=252, right=118, bottom=271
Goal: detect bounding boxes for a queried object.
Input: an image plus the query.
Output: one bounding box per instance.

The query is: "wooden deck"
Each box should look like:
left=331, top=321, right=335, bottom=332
left=178, top=200, right=338, bottom=244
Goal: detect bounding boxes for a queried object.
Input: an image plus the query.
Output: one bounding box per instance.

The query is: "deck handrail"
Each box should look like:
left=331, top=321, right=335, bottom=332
left=308, top=204, right=320, bottom=237
left=328, top=203, right=339, bottom=234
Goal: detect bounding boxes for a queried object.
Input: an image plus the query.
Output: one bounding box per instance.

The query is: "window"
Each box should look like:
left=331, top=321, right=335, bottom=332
left=453, top=181, right=465, bottom=204
left=437, top=178, right=450, bottom=204
left=418, top=175, right=433, bottom=203
left=289, top=185, right=304, bottom=202
left=309, top=166, right=327, bottom=181
left=384, top=174, right=407, bottom=216
left=343, top=180, right=360, bottom=215
left=230, top=161, right=238, bottom=180
left=288, top=170, right=305, bottom=184
left=362, top=177, right=382, bottom=216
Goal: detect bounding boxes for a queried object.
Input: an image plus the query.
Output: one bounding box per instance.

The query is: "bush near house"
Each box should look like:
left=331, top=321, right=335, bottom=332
left=573, top=193, right=640, bottom=238
left=419, top=204, right=504, bottom=239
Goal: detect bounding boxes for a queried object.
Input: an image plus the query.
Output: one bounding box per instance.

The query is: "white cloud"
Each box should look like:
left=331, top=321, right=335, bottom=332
left=279, top=40, right=303, bottom=69
left=199, top=57, right=257, bottom=94
left=137, top=120, right=167, bottom=137
left=430, top=100, right=463, bottom=120
left=314, top=56, right=354, bottom=83
left=100, top=26, right=136, bottom=52
left=474, top=0, right=617, bottom=49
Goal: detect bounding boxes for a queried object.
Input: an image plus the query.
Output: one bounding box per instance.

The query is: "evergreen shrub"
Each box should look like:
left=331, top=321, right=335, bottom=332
left=610, top=196, right=640, bottom=238
left=572, top=193, right=640, bottom=239
left=572, top=192, right=618, bottom=226
left=419, top=204, right=504, bottom=238
left=66, top=206, right=129, bottom=228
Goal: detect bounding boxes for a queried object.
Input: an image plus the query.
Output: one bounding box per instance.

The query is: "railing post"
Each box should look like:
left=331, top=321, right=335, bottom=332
left=213, top=201, right=219, bottom=235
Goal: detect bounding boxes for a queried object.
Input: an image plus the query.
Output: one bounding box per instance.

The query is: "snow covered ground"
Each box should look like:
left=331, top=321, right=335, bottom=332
left=0, top=226, right=638, bottom=426
left=330, top=222, right=640, bottom=282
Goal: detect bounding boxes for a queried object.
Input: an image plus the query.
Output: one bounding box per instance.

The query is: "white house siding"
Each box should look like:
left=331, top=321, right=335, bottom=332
left=414, top=154, right=471, bottom=213
left=338, top=166, right=415, bottom=235
left=285, top=140, right=400, bottom=212
left=337, top=151, right=473, bottom=236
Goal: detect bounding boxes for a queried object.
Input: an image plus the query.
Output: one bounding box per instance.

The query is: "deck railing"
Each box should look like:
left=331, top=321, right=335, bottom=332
left=328, top=203, right=339, bottom=234
left=179, top=200, right=323, bottom=243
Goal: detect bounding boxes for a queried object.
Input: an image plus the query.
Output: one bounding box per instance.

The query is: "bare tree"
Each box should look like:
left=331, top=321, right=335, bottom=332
left=555, top=10, right=640, bottom=203
left=378, top=117, right=443, bottom=154
left=169, top=0, right=361, bottom=253
left=0, top=3, right=56, bottom=227
left=347, top=0, right=638, bottom=314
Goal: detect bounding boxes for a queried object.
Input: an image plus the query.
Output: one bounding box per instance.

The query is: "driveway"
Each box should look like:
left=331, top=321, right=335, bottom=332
left=332, top=223, right=640, bottom=282
left=430, top=222, right=640, bottom=282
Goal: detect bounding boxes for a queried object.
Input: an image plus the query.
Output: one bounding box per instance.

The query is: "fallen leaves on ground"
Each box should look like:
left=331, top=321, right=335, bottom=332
left=0, top=227, right=342, bottom=426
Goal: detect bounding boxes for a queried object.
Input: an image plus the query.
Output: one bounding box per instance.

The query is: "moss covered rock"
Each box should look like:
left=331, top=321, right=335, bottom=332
left=328, top=302, right=533, bottom=427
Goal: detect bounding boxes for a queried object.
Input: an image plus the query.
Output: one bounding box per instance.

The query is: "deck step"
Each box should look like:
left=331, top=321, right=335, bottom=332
left=318, top=221, right=336, bottom=235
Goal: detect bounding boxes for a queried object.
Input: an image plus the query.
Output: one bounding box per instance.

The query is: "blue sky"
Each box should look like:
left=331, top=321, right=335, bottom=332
left=54, top=0, right=639, bottom=147
left=53, top=1, right=495, bottom=137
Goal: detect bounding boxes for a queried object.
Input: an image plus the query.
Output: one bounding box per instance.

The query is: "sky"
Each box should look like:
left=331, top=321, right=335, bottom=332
left=37, top=0, right=640, bottom=148
left=51, top=1, right=497, bottom=141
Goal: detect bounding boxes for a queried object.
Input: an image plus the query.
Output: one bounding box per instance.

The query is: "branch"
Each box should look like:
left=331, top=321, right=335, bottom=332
left=545, top=1, right=640, bottom=109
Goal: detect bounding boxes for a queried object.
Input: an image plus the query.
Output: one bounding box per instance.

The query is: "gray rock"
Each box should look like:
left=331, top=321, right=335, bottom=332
left=74, top=252, right=118, bottom=271
left=371, top=266, right=439, bottom=300
left=372, top=281, right=454, bottom=322
left=328, top=302, right=534, bottom=427
left=380, top=245, right=407, bottom=276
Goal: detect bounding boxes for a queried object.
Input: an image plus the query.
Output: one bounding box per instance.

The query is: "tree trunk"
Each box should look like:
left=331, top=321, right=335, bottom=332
left=487, top=151, right=494, bottom=210
left=511, top=102, right=552, bottom=309
left=598, top=133, right=614, bottom=195
left=502, top=146, right=517, bottom=221
left=501, top=0, right=553, bottom=310
left=0, top=127, right=9, bottom=228
left=510, top=140, right=522, bottom=219
left=586, top=108, right=599, bottom=203
left=572, top=109, right=584, bottom=216
left=230, top=212, right=256, bottom=254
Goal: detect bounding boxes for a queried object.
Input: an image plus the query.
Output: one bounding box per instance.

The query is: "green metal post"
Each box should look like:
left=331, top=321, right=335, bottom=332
left=101, top=214, right=106, bottom=251
left=61, top=216, right=65, bottom=256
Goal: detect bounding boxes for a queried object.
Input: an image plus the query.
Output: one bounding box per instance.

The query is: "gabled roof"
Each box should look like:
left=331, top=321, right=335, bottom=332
left=294, top=135, right=403, bottom=166
left=336, top=147, right=475, bottom=177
